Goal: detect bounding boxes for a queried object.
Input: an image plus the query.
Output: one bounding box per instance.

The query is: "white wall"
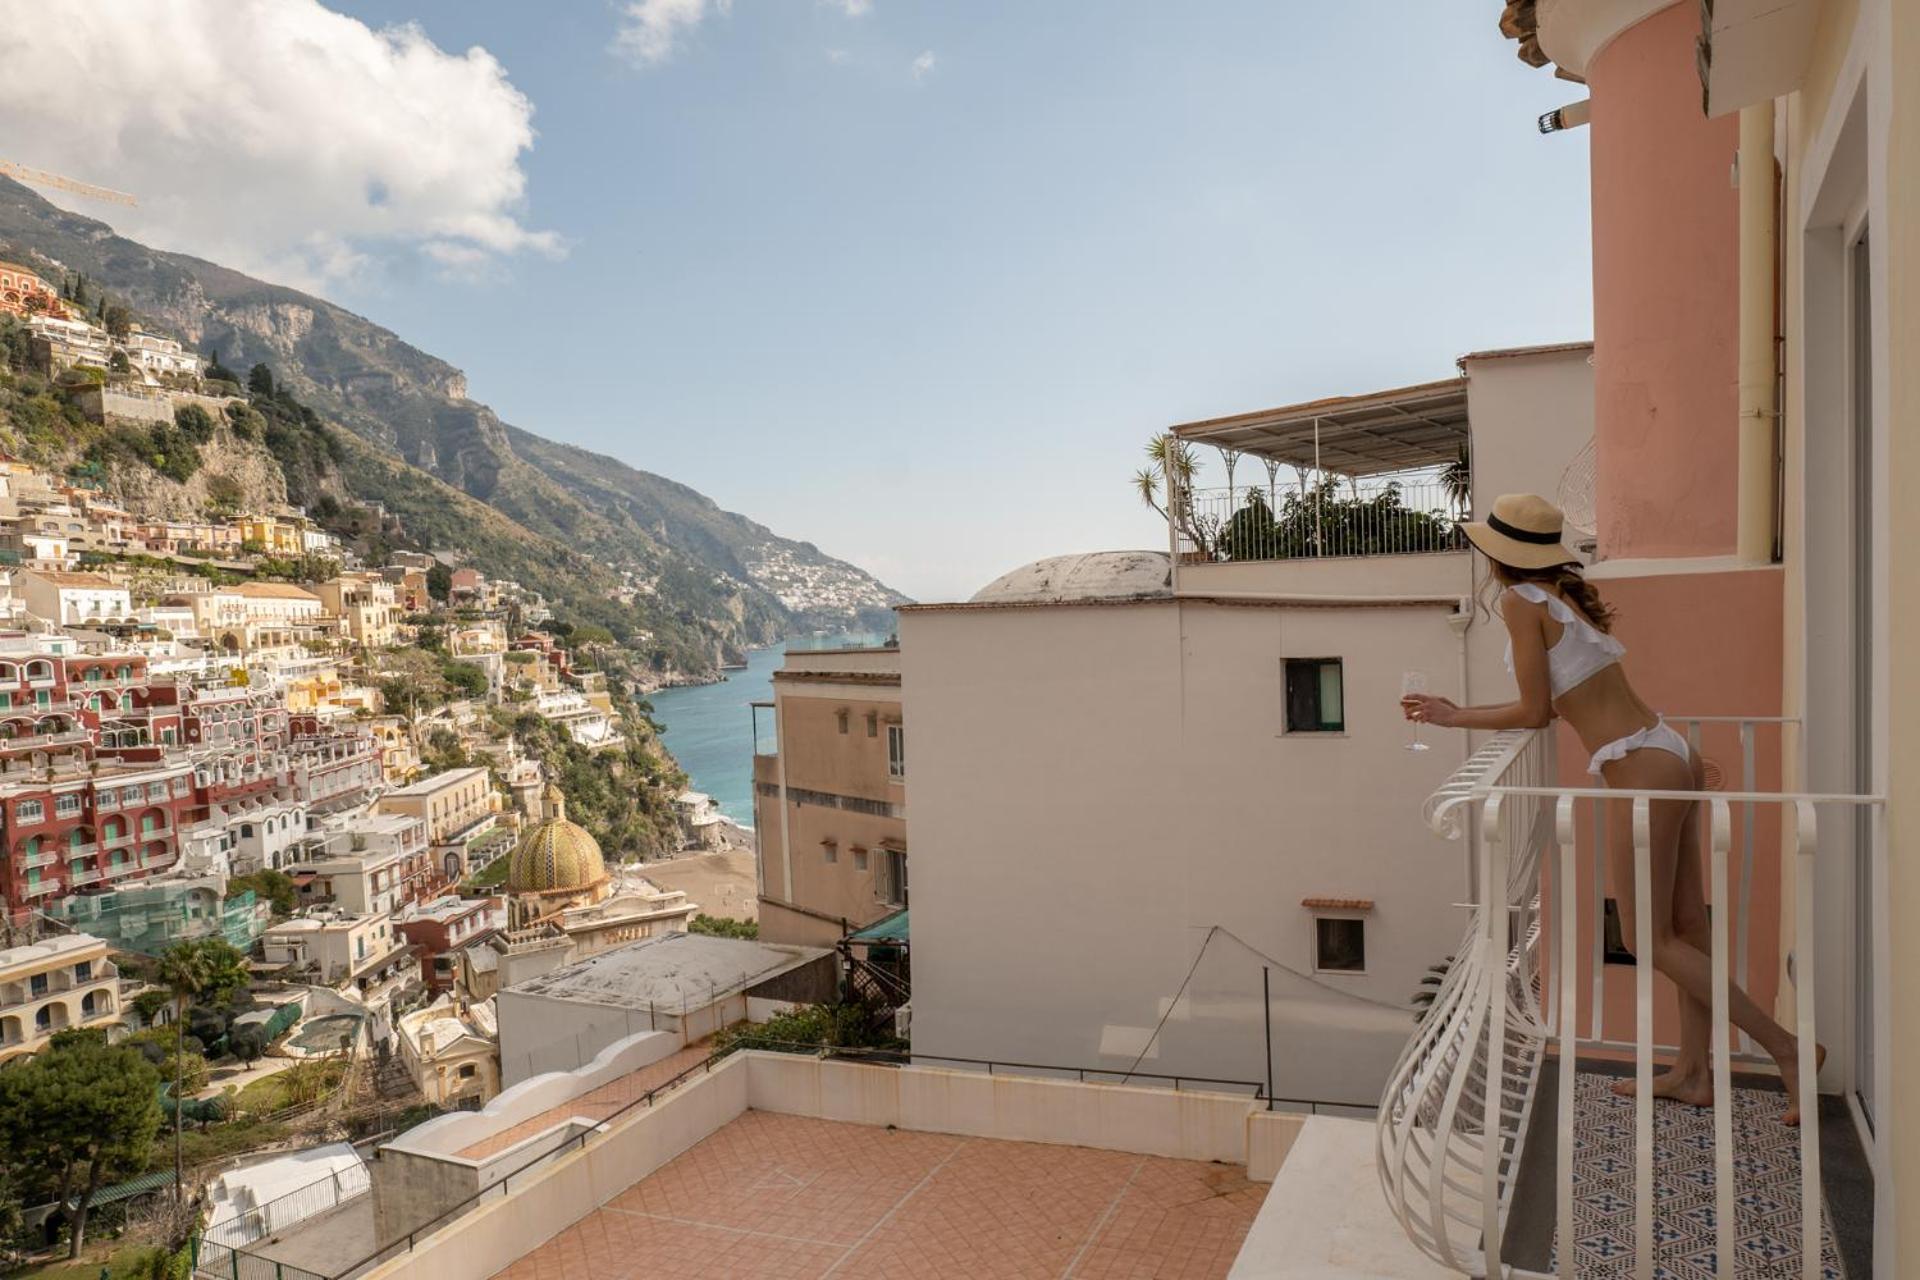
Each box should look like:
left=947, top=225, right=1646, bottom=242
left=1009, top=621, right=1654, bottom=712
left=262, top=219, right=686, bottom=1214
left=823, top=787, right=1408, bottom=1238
left=495, top=991, right=688, bottom=1086
left=899, top=596, right=1475, bottom=1106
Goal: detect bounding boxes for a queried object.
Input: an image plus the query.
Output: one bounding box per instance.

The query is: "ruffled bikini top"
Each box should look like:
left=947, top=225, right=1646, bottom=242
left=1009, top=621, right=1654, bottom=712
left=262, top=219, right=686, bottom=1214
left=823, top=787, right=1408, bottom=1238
left=1502, top=582, right=1626, bottom=699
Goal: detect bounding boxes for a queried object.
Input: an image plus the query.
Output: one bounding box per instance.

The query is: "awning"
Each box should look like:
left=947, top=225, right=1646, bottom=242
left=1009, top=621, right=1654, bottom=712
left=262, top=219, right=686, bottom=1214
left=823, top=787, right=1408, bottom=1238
left=1171, top=377, right=1469, bottom=477
left=846, top=909, right=908, bottom=944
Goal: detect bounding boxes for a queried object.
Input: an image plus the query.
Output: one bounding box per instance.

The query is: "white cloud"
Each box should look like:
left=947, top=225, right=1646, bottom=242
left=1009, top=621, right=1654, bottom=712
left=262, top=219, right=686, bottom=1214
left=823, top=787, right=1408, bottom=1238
left=826, top=48, right=853, bottom=65
left=0, top=0, right=558, bottom=290
left=911, top=49, right=937, bottom=80
left=824, top=0, right=873, bottom=16
left=613, top=0, right=731, bottom=67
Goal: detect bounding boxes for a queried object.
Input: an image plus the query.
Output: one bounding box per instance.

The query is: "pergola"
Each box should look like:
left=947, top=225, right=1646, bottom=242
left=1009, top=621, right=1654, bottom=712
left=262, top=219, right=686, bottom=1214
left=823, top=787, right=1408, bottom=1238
left=1169, top=376, right=1470, bottom=478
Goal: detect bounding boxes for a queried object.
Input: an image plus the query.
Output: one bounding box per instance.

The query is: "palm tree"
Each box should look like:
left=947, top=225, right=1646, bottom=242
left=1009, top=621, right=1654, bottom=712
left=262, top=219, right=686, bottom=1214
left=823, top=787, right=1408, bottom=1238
left=1441, top=445, right=1471, bottom=517
left=1135, top=435, right=1214, bottom=557
left=155, top=939, right=248, bottom=1199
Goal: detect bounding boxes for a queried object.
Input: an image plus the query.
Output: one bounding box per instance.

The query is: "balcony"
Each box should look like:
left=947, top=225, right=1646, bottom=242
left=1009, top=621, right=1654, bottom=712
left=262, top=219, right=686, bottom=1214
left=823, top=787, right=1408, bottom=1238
left=21, top=849, right=58, bottom=869
left=23, top=880, right=56, bottom=897
left=1375, top=719, right=1879, bottom=1279
left=68, top=867, right=103, bottom=886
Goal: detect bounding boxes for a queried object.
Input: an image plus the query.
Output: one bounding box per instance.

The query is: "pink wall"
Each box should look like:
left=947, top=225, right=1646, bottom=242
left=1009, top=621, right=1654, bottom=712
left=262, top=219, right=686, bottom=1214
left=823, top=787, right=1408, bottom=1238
left=1588, top=3, right=1742, bottom=560
left=1547, top=569, right=1786, bottom=1049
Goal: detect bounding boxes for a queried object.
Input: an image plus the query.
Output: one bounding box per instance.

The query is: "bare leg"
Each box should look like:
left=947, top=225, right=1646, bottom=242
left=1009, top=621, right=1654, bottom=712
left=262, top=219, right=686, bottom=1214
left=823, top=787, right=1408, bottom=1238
left=1606, top=749, right=1818, bottom=1123
left=1611, top=753, right=1714, bottom=1105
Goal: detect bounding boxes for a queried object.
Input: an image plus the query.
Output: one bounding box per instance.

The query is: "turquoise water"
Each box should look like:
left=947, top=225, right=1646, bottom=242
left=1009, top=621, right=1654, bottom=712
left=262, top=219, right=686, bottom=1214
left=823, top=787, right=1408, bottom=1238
left=648, top=635, right=887, bottom=828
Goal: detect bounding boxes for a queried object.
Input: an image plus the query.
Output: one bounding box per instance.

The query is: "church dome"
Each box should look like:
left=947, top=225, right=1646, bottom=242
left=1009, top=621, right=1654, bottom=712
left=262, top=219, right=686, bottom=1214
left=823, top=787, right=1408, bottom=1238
left=507, top=785, right=608, bottom=897
left=969, top=551, right=1172, bottom=606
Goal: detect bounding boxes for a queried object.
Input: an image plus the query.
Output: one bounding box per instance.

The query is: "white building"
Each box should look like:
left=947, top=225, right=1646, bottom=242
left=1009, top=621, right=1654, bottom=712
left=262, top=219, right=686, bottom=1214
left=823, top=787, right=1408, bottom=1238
left=14, top=569, right=133, bottom=627
left=120, top=327, right=203, bottom=381
left=394, top=995, right=499, bottom=1108
left=230, top=801, right=310, bottom=874
left=898, top=346, right=1592, bottom=1103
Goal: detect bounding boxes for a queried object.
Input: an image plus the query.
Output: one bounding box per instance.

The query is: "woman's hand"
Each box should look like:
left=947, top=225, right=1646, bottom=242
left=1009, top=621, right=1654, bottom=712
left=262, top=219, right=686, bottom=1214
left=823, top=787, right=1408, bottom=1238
left=1401, top=693, right=1460, bottom=728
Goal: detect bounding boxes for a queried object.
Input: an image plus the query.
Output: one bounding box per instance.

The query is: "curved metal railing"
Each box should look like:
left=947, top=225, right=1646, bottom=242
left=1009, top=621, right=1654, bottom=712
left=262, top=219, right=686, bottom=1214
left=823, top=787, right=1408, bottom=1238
left=1375, top=728, right=1554, bottom=1277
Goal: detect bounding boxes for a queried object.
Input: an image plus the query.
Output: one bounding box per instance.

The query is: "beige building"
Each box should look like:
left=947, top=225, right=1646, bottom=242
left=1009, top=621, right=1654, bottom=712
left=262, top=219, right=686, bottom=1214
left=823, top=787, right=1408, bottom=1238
left=15, top=570, right=133, bottom=627
left=395, top=996, right=499, bottom=1109
left=261, top=910, right=412, bottom=1004
left=0, top=933, right=120, bottom=1062
left=374, top=767, right=497, bottom=883
left=317, top=574, right=399, bottom=650
left=752, top=646, right=907, bottom=946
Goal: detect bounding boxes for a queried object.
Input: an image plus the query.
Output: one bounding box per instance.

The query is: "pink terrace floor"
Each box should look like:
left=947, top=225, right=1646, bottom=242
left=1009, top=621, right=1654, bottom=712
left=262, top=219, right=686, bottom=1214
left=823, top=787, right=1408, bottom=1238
left=489, top=1110, right=1268, bottom=1280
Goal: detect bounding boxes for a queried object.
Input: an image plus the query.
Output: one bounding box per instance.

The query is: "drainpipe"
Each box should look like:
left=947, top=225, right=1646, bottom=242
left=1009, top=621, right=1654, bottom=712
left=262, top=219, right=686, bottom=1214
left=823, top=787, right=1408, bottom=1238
left=1735, top=104, right=1779, bottom=564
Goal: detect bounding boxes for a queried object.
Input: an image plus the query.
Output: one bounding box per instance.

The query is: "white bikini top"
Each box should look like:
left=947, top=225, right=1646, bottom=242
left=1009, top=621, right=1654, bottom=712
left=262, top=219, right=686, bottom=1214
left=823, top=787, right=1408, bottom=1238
left=1502, top=582, right=1626, bottom=699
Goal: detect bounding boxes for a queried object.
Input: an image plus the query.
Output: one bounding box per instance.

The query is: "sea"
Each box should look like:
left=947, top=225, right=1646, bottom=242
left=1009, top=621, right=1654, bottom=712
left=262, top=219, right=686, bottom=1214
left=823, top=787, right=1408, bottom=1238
left=646, top=633, right=890, bottom=829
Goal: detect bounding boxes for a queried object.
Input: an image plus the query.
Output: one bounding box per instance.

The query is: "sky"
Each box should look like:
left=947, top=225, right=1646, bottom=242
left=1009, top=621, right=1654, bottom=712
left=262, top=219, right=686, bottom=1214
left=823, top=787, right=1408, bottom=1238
left=0, top=1, right=1593, bottom=603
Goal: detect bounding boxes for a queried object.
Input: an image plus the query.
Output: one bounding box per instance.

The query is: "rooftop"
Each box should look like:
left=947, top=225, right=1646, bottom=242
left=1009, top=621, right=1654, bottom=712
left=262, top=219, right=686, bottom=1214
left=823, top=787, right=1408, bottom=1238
left=1170, top=375, right=1468, bottom=475
left=493, top=1109, right=1263, bottom=1280
left=503, top=933, right=829, bottom=1011
left=382, top=766, right=489, bottom=796
left=966, top=550, right=1173, bottom=607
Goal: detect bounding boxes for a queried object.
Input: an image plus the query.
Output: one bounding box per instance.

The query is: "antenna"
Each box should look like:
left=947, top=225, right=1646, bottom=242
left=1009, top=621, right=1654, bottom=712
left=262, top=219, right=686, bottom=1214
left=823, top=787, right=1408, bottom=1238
left=0, top=159, right=138, bottom=207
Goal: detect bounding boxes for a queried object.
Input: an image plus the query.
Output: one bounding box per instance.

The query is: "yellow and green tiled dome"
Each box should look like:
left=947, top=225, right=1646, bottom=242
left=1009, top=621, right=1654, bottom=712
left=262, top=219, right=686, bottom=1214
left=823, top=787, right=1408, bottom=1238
left=507, top=785, right=608, bottom=897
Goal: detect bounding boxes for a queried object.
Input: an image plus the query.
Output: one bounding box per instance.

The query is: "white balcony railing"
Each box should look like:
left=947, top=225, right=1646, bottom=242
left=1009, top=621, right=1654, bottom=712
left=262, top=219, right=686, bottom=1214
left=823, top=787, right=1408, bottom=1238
left=1376, top=717, right=1880, bottom=1280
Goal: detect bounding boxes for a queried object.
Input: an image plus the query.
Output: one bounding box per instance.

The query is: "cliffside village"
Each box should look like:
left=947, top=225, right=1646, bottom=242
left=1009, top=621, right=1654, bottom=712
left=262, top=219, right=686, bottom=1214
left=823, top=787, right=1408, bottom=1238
left=0, top=268, right=754, bottom=1118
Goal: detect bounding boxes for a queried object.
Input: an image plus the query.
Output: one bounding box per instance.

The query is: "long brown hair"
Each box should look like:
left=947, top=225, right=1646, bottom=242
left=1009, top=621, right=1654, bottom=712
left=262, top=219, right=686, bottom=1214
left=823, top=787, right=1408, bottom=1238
left=1485, top=559, right=1617, bottom=633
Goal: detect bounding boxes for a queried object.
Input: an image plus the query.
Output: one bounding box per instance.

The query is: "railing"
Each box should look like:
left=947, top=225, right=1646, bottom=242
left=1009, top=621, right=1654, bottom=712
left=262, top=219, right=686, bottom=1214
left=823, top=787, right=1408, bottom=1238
left=1174, top=474, right=1466, bottom=563
left=1376, top=718, right=1880, bottom=1280
left=202, top=1162, right=370, bottom=1253
left=22, top=849, right=58, bottom=868
left=287, top=1049, right=726, bottom=1279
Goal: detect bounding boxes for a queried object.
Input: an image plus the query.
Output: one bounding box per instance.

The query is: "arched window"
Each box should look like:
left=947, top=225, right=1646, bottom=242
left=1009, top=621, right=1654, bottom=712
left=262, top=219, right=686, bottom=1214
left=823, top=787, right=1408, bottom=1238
left=34, top=1005, right=51, bottom=1031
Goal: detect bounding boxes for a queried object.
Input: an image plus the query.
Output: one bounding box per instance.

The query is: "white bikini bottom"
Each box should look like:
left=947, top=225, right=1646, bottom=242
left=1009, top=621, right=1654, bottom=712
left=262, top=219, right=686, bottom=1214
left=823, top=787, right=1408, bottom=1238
left=1588, top=717, right=1692, bottom=777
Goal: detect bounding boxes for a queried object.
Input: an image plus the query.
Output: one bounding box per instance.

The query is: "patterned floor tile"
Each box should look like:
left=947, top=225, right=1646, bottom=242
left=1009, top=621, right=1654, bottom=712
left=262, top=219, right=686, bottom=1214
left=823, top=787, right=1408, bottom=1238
left=1552, top=1073, right=1845, bottom=1280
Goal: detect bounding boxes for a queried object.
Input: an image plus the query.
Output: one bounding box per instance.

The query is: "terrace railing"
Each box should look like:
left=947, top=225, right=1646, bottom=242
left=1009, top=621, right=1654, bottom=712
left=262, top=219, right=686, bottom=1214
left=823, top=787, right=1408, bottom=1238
left=1376, top=717, right=1880, bottom=1279
left=1174, top=475, right=1466, bottom=563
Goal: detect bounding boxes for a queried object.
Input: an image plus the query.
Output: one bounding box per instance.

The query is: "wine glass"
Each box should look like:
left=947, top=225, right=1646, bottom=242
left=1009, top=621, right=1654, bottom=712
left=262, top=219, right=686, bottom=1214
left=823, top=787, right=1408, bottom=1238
left=1401, top=670, right=1431, bottom=752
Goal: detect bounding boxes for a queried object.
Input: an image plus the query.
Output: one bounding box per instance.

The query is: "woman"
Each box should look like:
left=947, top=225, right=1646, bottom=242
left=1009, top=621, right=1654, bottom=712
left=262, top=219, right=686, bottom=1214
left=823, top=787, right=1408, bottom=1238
left=1400, top=493, right=1818, bottom=1124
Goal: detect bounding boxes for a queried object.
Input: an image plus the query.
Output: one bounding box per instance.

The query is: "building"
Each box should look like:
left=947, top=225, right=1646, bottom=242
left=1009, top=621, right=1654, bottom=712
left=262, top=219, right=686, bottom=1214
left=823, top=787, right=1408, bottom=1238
left=493, top=931, right=834, bottom=1086
left=0, top=933, right=120, bottom=1063
left=14, top=570, right=132, bottom=627
left=316, top=574, right=399, bottom=650
left=48, top=879, right=268, bottom=956
left=237, top=515, right=311, bottom=557
left=393, top=895, right=501, bottom=996
left=24, top=313, right=110, bottom=372
left=260, top=910, right=413, bottom=1007
left=895, top=350, right=1590, bottom=1100
left=374, top=767, right=496, bottom=885
left=0, top=261, right=62, bottom=318
left=292, top=814, right=434, bottom=916
left=751, top=645, right=907, bottom=946
left=393, top=995, right=499, bottom=1108
left=120, top=326, right=203, bottom=381
left=231, top=582, right=326, bottom=653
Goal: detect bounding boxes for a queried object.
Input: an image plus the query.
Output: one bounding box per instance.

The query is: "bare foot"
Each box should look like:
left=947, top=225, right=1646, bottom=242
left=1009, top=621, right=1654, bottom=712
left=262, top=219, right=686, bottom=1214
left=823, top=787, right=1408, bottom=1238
left=1780, top=1044, right=1828, bottom=1126
left=1611, top=1067, right=1714, bottom=1107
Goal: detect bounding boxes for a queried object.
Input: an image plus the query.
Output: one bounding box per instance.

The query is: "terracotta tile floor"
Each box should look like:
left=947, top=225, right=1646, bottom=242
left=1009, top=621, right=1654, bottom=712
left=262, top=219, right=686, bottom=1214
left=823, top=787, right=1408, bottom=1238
left=489, top=1111, right=1267, bottom=1279
left=459, top=1042, right=716, bottom=1161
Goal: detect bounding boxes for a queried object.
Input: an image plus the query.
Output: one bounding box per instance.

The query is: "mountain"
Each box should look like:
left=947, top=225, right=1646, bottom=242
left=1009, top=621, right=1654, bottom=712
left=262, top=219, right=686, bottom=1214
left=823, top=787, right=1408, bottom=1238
left=0, top=176, right=906, bottom=668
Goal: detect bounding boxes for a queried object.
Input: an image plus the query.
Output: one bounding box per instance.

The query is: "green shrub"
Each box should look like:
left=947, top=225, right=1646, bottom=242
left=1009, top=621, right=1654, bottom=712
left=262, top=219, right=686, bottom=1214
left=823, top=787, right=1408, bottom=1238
left=174, top=402, right=215, bottom=443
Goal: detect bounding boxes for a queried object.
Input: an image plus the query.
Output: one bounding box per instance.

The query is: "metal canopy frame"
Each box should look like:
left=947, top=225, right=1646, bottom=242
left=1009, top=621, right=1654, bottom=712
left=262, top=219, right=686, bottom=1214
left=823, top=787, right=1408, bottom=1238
left=1170, top=376, right=1470, bottom=477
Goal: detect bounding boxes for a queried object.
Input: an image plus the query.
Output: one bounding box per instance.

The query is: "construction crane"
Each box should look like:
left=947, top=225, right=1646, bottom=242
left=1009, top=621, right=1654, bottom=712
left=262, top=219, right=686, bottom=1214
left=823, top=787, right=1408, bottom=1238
left=0, top=159, right=138, bottom=207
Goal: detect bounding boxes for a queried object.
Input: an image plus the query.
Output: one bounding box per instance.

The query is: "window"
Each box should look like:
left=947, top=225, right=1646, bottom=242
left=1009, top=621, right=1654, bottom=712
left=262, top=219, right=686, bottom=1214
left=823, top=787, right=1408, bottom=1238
left=29, top=974, right=48, bottom=998
left=1283, top=658, right=1345, bottom=733
left=877, top=849, right=907, bottom=907
left=16, top=800, right=42, bottom=825
left=822, top=840, right=838, bottom=864
left=1314, top=917, right=1365, bottom=973
left=54, top=794, right=80, bottom=818
left=836, top=709, right=849, bottom=735
left=458, top=1063, right=476, bottom=1079
left=74, top=961, right=91, bottom=982
left=865, top=711, right=878, bottom=738
left=852, top=847, right=868, bottom=872
left=887, top=724, right=906, bottom=780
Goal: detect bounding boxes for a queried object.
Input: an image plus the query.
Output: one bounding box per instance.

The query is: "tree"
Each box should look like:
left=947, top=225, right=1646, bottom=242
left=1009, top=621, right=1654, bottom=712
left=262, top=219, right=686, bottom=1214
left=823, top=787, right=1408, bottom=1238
left=228, top=868, right=297, bottom=917
left=1133, top=434, right=1219, bottom=558
left=376, top=647, right=453, bottom=745
left=687, top=914, right=759, bottom=940
left=102, top=304, right=132, bottom=340
left=175, top=402, right=216, bottom=444
left=155, top=940, right=248, bottom=1198
left=425, top=562, right=452, bottom=603
left=0, top=1035, right=162, bottom=1257
left=248, top=362, right=275, bottom=397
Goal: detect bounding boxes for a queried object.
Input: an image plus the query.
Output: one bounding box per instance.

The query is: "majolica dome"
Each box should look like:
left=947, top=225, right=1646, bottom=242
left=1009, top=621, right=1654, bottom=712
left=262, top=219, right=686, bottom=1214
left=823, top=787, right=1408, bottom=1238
left=507, top=785, right=607, bottom=897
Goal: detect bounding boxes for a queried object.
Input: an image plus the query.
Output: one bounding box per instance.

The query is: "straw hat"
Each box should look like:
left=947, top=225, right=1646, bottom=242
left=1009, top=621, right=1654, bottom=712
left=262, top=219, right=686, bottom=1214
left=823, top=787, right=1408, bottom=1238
left=1462, top=494, right=1577, bottom=570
